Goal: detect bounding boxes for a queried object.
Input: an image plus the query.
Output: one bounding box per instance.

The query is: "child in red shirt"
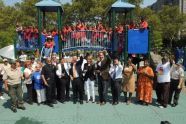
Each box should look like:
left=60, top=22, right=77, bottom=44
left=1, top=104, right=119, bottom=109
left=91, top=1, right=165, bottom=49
left=44, top=36, right=54, bottom=58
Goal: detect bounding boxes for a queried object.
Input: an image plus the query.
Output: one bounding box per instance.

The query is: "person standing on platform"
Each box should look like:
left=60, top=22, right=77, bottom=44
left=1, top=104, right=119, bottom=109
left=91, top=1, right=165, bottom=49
left=41, top=58, right=56, bottom=107
left=96, top=50, right=111, bottom=105
left=56, top=58, right=70, bottom=103
left=109, top=57, right=123, bottom=105
left=69, top=56, right=84, bottom=104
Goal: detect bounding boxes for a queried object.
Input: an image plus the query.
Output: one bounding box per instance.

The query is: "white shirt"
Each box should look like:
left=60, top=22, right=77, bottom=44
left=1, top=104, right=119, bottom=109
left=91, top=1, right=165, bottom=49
left=156, top=62, right=171, bottom=83
left=170, top=65, right=184, bottom=80
left=81, top=59, right=87, bottom=71
left=24, top=68, right=32, bottom=84
left=109, top=64, right=123, bottom=79
left=19, top=54, right=27, bottom=62
left=56, top=63, right=70, bottom=78
left=31, top=61, right=37, bottom=72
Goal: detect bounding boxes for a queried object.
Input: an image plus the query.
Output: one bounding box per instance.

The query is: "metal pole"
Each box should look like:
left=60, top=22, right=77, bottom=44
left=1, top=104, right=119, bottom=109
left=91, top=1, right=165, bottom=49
left=111, top=10, right=116, bottom=54
left=38, top=8, right=42, bottom=52
left=57, top=7, right=62, bottom=59
left=109, top=11, right=111, bottom=27
left=124, top=25, right=128, bottom=66
left=43, top=11, right=46, bottom=29
left=148, top=28, right=151, bottom=61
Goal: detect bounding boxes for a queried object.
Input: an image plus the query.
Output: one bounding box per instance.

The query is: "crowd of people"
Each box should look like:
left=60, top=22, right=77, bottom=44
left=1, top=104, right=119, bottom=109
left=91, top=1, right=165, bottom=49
left=16, top=17, right=148, bottom=50
left=0, top=49, right=185, bottom=113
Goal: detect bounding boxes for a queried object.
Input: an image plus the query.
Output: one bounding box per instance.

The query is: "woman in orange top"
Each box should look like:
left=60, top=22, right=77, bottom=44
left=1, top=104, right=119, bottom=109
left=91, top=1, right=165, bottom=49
left=137, top=59, right=154, bottom=105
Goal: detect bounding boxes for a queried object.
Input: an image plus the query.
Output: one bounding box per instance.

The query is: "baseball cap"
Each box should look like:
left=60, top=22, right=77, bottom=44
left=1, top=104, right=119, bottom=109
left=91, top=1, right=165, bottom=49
left=9, top=60, right=16, bottom=64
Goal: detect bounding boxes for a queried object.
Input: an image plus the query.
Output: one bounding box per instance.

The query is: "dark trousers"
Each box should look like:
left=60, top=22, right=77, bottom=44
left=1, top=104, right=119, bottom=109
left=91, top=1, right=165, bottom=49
left=169, top=79, right=182, bottom=105
left=72, top=78, right=83, bottom=102
left=46, top=79, right=55, bottom=104
left=98, top=76, right=109, bottom=103
left=58, top=78, right=67, bottom=101
left=26, top=84, right=33, bottom=102
left=51, top=78, right=56, bottom=102
left=65, top=77, right=70, bottom=99
left=111, top=79, right=122, bottom=103
left=56, top=77, right=60, bottom=100
left=156, top=82, right=170, bottom=107
left=8, top=84, right=24, bottom=108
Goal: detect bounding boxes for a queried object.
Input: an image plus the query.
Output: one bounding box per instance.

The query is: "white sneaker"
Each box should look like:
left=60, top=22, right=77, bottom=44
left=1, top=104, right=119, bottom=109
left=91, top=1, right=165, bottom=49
left=159, top=105, right=164, bottom=109
left=0, top=96, right=5, bottom=100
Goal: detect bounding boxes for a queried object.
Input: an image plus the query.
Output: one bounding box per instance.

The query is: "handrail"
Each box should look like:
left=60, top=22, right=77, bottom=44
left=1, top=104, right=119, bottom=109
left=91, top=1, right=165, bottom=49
left=39, top=46, right=45, bottom=61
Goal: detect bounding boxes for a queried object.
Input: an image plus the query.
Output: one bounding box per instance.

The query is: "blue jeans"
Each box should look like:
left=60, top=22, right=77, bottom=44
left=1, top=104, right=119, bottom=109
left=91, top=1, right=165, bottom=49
left=44, top=48, right=52, bottom=57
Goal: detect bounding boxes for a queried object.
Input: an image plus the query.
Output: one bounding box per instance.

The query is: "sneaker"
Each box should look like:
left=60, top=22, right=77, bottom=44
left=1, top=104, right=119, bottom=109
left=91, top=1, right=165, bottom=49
left=159, top=105, right=164, bottom=109
left=155, top=102, right=160, bottom=106
left=47, top=103, right=54, bottom=107
left=18, top=106, right=26, bottom=110
left=80, top=101, right=83, bottom=105
left=0, top=96, right=5, bottom=100
left=171, top=103, right=177, bottom=107
left=100, top=102, right=106, bottom=106
left=52, top=100, right=57, bottom=104
left=126, top=100, right=131, bottom=105
left=11, top=108, right=17, bottom=113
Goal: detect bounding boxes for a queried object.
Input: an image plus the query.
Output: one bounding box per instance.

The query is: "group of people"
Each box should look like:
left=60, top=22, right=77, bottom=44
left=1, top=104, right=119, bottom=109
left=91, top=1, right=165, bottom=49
left=0, top=49, right=184, bottom=113
left=16, top=17, right=148, bottom=50
left=16, top=24, right=39, bottom=48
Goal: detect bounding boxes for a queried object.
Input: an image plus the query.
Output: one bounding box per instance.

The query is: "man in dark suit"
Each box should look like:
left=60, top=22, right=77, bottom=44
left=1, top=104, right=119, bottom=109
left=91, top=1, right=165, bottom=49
left=69, top=56, right=84, bottom=104
left=56, top=58, right=70, bottom=103
left=96, top=50, right=111, bottom=105
left=41, top=58, right=56, bottom=107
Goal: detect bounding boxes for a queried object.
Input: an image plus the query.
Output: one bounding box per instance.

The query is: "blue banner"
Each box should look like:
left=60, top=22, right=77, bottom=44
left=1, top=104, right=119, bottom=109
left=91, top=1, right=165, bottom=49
left=53, top=35, right=59, bottom=53
left=128, top=29, right=149, bottom=54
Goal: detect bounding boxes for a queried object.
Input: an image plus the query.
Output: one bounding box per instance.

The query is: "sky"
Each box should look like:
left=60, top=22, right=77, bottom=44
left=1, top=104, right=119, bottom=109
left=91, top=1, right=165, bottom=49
left=3, top=0, right=157, bottom=7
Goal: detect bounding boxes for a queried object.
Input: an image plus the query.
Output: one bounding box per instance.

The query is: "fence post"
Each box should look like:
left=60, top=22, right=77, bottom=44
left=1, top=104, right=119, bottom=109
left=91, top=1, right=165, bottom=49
left=124, top=26, right=128, bottom=65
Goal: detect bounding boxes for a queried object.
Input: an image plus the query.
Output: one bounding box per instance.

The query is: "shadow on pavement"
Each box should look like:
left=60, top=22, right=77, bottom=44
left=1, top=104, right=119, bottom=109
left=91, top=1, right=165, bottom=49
left=15, top=117, right=44, bottom=124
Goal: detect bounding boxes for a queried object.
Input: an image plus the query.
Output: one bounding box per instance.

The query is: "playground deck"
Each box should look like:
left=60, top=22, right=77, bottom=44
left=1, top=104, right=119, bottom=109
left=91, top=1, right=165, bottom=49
left=0, top=88, right=186, bottom=124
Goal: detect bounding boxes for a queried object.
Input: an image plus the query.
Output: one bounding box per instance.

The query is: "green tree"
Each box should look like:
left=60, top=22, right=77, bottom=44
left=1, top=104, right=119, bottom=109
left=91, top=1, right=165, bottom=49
left=158, top=5, right=186, bottom=48
left=139, top=8, right=163, bottom=51
left=0, top=1, right=17, bottom=47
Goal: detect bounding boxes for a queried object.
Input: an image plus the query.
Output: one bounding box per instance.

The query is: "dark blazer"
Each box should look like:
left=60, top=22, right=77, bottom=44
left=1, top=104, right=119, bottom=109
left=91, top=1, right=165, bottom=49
left=69, top=59, right=83, bottom=79
left=83, top=63, right=96, bottom=81
left=96, top=55, right=111, bottom=80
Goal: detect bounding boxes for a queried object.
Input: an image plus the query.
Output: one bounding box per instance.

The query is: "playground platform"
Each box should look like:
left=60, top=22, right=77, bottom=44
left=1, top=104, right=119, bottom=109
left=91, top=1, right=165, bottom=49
left=0, top=87, right=186, bottom=124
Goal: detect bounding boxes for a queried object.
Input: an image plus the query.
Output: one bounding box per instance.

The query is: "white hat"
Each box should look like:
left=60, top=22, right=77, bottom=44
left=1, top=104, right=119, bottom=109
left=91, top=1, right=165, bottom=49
left=3, top=59, right=8, bottom=62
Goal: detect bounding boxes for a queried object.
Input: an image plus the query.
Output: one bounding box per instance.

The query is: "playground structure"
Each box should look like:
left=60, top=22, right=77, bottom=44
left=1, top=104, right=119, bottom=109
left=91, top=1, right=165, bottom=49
left=14, top=0, right=151, bottom=62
